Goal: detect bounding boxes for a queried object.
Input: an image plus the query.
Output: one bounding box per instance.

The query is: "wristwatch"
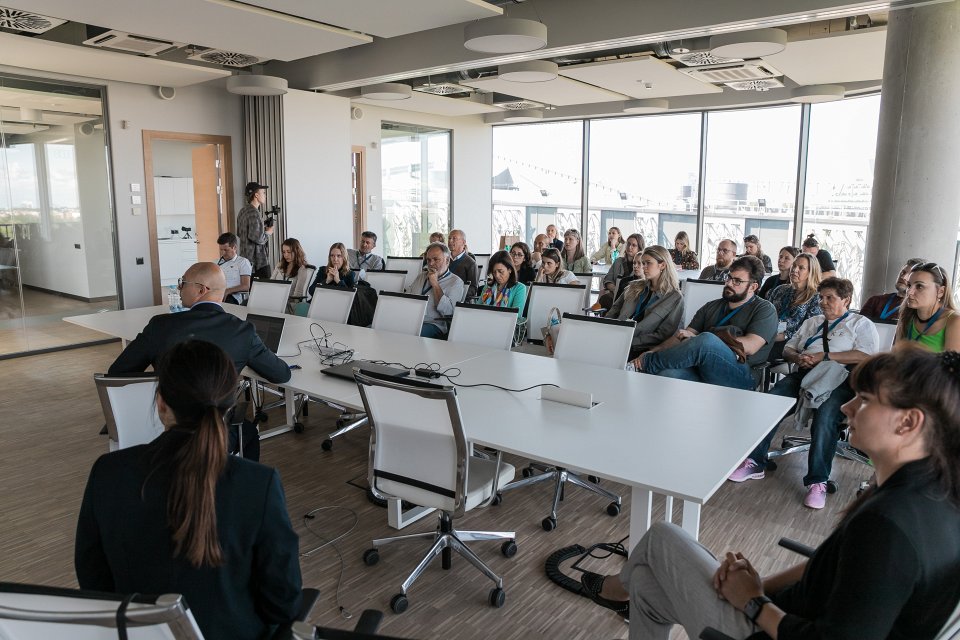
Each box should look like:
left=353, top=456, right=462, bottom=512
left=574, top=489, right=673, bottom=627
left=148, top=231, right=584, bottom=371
left=744, top=595, right=772, bottom=623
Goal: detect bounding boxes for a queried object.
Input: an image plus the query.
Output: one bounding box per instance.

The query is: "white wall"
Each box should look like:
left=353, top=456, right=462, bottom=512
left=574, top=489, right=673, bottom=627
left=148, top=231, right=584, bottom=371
left=282, top=90, right=353, bottom=261
left=349, top=105, right=493, bottom=254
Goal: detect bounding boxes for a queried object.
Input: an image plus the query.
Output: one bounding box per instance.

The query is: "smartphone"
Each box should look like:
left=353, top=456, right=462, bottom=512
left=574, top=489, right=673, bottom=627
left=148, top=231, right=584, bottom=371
left=289, top=364, right=302, bottom=370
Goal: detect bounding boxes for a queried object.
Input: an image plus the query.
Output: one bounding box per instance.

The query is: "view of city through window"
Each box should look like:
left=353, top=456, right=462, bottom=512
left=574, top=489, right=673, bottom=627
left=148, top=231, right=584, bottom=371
left=492, top=95, right=884, bottom=305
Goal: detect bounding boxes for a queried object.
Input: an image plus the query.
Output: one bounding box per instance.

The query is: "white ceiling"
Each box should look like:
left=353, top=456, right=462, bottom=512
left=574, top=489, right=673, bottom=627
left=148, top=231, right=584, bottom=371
left=353, top=92, right=503, bottom=117
left=463, top=75, right=628, bottom=106
left=0, top=89, right=102, bottom=117
left=0, top=33, right=231, bottom=87
left=559, top=55, right=724, bottom=99
left=246, top=0, right=502, bottom=39
left=763, top=27, right=886, bottom=86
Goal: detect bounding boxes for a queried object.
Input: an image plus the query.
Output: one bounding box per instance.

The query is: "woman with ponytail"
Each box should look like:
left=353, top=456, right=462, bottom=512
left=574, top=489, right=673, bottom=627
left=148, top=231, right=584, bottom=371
left=76, top=340, right=302, bottom=640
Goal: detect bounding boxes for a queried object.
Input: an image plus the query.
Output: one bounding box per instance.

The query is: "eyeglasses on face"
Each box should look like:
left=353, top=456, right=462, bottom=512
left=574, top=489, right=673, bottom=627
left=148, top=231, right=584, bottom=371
left=717, top=247, right=735, bottom=254
left=177, top=278, right=209, bottom=291
left=727, top=276, right=753, bottom=287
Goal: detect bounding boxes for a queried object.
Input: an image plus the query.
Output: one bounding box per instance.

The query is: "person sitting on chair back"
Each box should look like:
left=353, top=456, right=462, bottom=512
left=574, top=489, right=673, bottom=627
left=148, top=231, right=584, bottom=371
left=78, top=340, right=303, bottom=640
left=632, top=255, right=777, bottom=390
left=216, top=232, right=252, bottom=305
left=406, top=242, right=465, bottom=339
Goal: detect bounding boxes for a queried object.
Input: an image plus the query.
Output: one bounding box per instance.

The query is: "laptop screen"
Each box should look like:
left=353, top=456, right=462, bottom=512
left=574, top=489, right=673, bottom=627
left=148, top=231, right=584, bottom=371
left=245, top=313, right=285, bottom=353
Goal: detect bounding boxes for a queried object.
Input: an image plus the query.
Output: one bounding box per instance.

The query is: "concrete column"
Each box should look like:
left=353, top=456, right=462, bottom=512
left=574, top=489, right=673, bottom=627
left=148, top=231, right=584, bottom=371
left=863, top=0, right=960, bottom=298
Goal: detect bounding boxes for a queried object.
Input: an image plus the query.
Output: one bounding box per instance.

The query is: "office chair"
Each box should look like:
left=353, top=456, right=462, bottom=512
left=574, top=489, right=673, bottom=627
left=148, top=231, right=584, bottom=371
left=447, top=302, right=518, bottom=351
left=573, top=272, right=596, bottom=309
left=93, top=373, right=163, bottom=451
left=289, top=265, right=318, bottom=315
left=307, top=286, right=356, bottom=324
left=354, top=370, right=517, bottom=614
left=681, top=279, right=725, bottom=327
left=385, top=257, right=424, bottom=290
left=360, top=269, right=407, bottom=294
left=498, top=313, right=630, bottom=531
left=370, top=291, right=428, bottom=336
left=247, top=279, right=294, bottom=313
left=523, top=282, right=588, bottom=344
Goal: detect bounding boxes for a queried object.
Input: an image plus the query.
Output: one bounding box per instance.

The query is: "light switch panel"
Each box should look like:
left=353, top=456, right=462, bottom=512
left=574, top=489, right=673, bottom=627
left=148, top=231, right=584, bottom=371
left=130, top=183, right=141, bottom=192
left=131, top=195, right=142, bottom=205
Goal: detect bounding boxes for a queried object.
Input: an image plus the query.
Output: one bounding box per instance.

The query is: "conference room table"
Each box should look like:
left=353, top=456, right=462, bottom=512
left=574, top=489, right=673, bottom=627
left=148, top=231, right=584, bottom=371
left=66, top=304, right=792, bottom=548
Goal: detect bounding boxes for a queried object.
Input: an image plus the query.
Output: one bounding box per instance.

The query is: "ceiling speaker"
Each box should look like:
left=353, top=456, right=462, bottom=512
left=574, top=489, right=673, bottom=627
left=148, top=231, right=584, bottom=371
left=157, top=86, right=176, bottom=100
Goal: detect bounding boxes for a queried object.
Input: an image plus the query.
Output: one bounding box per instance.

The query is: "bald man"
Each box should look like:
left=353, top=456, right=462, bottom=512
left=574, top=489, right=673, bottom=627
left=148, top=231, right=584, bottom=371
left=699, top=239, right=737, bottom=282
left=447, top=229, right=479, bottom=299
left=108, top=262, right=291, bottom=384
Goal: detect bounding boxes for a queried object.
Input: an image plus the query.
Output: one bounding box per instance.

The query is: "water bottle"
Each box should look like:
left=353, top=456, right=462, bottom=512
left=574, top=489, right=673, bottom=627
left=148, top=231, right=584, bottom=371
left=624, top=361, right=636, bottom=372
left=167, top=285, right=182, bottom=312
left=611, top=248, right=619, bottom=263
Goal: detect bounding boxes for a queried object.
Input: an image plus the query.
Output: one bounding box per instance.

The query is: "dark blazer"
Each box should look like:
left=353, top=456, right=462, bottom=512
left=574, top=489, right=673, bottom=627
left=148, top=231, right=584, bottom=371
left=517, top=263, right=538, bottom=285
left=550, top=238, right=564, bottom=251
left=308, top=268, right=356, bottom=296
left=107, top=303, right=291, bottom=383
left=75, top=430, right=303, bottom=640
left=449, top=252, right=479, bottom=299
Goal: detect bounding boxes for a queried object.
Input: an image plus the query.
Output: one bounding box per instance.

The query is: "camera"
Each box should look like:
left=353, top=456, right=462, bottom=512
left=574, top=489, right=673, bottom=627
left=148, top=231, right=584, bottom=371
left=264, top=205, right=280, bottom=228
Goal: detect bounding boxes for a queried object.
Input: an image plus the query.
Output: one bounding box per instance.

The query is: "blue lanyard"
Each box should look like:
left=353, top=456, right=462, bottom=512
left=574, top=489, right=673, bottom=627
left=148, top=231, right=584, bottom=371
left=632, top=290, right=658, bottom=320
left=716, top=296, right=756, bottom=327
left=422, top=270, right=450, bottom=295
left=911, top=307, right=945, bottom=341
left=803, top=312, right=849, bottom=350
left=358, top=253, right=373, bottom=268
left=879, top=293, right=900, bottom=320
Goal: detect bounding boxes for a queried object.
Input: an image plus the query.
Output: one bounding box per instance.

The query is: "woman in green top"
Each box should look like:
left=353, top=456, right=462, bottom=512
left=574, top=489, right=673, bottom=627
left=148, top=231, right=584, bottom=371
left=561, top=228, right=592, bottom=274
left=478, top=251, right=528, bottom=317
left=895, top=262, right=960, bottom=352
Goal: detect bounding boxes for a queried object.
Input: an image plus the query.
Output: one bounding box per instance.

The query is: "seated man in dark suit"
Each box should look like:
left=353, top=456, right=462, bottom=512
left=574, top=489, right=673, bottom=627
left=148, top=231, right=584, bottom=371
left=109, top=262, right=290, bottom=459
left=447, top=229, right=479, bottom=300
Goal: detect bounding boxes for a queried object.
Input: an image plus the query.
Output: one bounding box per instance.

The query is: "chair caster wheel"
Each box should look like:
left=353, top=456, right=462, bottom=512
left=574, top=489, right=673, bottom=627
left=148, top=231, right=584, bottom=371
left=521, top=467, right=535, bottom=478
left=606, top=502, right=621, bottom=517
left=390, top=593, right=408, bottom=614
left=588, top=475, right=600, bottom=484
left=362, top=549, right=379, bottom=566
left=255, top=411, right=268, bottom=424
left=501, top=540, right=517, bottom=558
left=321, top=439, right=333, bottom=451
left=766, top=460, right=778, bottom=471
left=491, top=493, right=502, bottom=506
left=293, top=422, right=304, bottom=434
left=541, top=516, right=557, bottom=532
left=488, top=587, right=505, bottom=608
left=826, top=481, right=838, bottom=494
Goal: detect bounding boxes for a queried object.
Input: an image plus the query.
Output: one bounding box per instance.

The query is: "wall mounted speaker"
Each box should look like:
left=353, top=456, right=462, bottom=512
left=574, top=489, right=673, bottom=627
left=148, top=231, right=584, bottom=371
left=157, top=86, right=176, bottom=100
left=351, top=106, right=364, bottom=120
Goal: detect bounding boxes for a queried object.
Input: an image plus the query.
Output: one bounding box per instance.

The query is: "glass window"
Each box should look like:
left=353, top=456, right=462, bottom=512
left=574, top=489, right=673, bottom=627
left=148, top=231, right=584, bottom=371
left=0, top=143, right=41, bottom=225
left=588, top=113, right=701, bottom=260
left=703, top=105, right=802, bottom=264
left=380, top=122, right=451, bottom=257
left=491, top=121, right=583, bottom=249
left=801, top=95, right=880, bottom=305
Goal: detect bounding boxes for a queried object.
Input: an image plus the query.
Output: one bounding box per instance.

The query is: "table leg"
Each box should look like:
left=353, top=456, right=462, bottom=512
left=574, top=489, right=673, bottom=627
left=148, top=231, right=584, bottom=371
left=664, top=496, right=674, bottom=523
left=259, top=388, right=296, bottom=440
left=681, top=501, right=701, bottom=541
left=629, top=488, right=653, bottom=552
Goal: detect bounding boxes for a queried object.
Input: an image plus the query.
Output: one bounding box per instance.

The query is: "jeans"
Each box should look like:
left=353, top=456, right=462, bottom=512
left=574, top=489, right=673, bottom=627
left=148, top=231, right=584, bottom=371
left=643, top=332, right=756, bottom=390
left=419, top=322, right=447, bottom=339
left=748, top=370, right=853, bottom=486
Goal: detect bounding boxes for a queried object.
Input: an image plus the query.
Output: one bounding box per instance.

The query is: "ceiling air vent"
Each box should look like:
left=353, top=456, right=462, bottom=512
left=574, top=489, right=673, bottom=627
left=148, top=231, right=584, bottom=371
left=725, top=78, right=785, bottom=91
left=679, top=62, right=782, bottom=85
left=83, top=30, right=182, bottom=56
left=493, top=99, right=544, bottom=110
left=414, top=82, right=474, bottom=97
left=187, top=48, right=267, bottom=68
left=668, top=51, right=742, bottom=67
left=0, top=7, right=66, bottom=33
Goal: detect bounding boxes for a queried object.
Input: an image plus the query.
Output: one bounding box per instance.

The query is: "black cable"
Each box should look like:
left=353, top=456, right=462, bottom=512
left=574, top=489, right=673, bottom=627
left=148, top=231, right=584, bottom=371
left=301, top=506, right=359, bottom=620
left=354, top=360, right=561, bottom=393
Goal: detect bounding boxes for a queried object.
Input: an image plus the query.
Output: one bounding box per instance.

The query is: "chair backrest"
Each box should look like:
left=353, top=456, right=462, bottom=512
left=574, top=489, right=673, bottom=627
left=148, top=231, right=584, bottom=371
left=574, top=272, right=595, bottom=308
left=474, top=254, right=491, bottom=283
left=307, top=286, right=356, bottom=324
left=447, top=302, right=517, bottom=351
left=681, top=279, right=725, bottom=327
left=0, top=583, right=203, bottom=640
left=524, top=282, right=588, bottom=342
left=370, top=291, right=428, bottom=336
left=553, top=313, right=636, bottom=369
left=247, top=278, right=294, bottom=313
left=354, top=370, right=469, bottom=516
left=299, top=265, right=318, bottom=300
left=94, top=374, right=163, bottom=451
left=360, top=269, right=407, bottom=294
left=874, top=318, right=898, bottom=353
left=386, top=257, right=426, bottom=290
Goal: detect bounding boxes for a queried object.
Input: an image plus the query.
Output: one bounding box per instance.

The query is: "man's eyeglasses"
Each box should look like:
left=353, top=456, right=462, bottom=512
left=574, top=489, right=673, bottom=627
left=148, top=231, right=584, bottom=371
left=177, top=278, right=209, bottom=292
left=717, top=248, right=735, bottom=254
left=727, top=277, right=753, bottom=287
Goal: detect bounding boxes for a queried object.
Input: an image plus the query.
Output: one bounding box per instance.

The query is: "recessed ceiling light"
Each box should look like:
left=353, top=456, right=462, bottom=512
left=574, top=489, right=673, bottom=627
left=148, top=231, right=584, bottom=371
left=622, top=98, right=668, bottom=114
left=498, top=60, right=558, bottom=83
left=709, top=28, right=787, bottom=58
left=360, top=83, right=413, bottom=101
left=790, top=84, right=845, bottom=103
left=464, top=18, right=547, bottom=54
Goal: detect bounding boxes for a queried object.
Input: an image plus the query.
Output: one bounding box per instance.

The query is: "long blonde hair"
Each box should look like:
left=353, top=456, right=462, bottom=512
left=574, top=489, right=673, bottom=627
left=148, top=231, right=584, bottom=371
left=791, top=253, right=822, bottom=306
left=637, top=245, right=680, bottom=296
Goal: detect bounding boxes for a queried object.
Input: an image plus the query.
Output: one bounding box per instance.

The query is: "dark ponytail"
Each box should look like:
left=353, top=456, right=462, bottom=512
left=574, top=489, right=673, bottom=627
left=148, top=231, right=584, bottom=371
left=155, top=341, right=237, bottom=568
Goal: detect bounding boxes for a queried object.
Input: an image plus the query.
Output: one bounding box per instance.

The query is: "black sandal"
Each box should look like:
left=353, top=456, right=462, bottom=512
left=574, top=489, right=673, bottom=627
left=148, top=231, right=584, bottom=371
left=580, top=572, right=629, bottom=615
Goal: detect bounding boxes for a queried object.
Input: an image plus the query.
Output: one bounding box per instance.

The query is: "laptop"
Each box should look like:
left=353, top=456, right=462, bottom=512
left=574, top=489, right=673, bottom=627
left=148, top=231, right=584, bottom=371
left=245, top=313, right=285, bottom=353
left=321, top=360, right=410, bottom=382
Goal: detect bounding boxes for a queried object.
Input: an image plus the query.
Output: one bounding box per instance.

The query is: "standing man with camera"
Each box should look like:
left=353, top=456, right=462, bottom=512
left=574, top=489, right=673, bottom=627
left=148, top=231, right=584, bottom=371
left=237, top=181, right=274, bottom=280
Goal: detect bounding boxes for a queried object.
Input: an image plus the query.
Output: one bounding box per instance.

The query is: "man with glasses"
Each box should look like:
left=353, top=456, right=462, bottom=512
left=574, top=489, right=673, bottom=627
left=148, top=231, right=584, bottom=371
left=632, top=256, right=777, bottom=390
left=698, top=239, right=737, bottom=282
left=216, top=232, right=252, bottom=305
left=406, top=242, right=465, bottom=339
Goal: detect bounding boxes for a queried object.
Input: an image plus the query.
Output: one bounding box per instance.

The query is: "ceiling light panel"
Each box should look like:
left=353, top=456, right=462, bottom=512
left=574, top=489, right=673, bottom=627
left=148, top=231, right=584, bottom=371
left=762, top=27, right=886, bottom=86
left=709, top=28, right=788, bottom=58
left=560, top=55, right=722, bottom=99
left=244, top=0, right=502, bottom=39
left=464, top=18, right=547, bottom=53
left=0, top=0, right=371, bottom=62
left=463, top=75, right=624, bottom=106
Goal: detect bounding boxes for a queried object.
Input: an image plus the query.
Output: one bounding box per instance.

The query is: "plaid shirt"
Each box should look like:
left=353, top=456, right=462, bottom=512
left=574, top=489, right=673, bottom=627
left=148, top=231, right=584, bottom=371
left=236, top=204, right=269, bottom=270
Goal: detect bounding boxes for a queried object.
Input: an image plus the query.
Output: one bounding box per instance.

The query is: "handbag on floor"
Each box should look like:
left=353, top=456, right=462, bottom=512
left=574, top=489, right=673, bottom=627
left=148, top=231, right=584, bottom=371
left=540, top=306, right=562, bottom=354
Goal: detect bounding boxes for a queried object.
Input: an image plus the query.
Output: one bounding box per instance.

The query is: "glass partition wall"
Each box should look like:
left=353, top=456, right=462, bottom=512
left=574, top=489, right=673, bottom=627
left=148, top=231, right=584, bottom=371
left=492, top=95, right=882, bottom=302
left=0, top=75, right=119, bottom=356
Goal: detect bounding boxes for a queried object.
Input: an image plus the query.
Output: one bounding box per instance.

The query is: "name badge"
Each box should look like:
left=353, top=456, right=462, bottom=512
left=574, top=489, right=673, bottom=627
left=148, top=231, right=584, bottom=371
left=777, top=320, right=787, bottom=334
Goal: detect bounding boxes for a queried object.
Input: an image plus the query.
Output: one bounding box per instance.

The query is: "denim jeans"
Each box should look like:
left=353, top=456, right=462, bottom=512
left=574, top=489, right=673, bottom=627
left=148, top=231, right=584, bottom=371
left=643, top=332, right=756, bottom=390
left=419, top=322, right=447, bottom=339
left=748, top=370, right=853, bottom=486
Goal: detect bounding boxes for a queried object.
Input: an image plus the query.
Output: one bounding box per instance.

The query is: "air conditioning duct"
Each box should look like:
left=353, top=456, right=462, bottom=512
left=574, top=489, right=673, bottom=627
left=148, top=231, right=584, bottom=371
left=83, top=29, right=182, bottom=56
left=0, top=7, right=66, bottom=33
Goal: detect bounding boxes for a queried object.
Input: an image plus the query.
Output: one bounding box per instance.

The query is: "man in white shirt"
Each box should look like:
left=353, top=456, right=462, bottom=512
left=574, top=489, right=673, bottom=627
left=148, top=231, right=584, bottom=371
left=406, top=242, right=464, bottom=339
left=348, top=231, right=385, bottom=272
left=217, top=232, right=252, bottom=305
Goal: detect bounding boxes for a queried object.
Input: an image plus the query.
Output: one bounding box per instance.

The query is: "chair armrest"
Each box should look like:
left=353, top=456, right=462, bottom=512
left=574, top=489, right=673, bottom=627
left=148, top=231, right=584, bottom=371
left=477, top=449, right=506, bottom=508
left=352, top=610, right=383, bottom=634
left=297, top=588, right=321, bottom=621
left=271, top=588, right=322, bottom=640
left=777, top=537, right=815, bottom=557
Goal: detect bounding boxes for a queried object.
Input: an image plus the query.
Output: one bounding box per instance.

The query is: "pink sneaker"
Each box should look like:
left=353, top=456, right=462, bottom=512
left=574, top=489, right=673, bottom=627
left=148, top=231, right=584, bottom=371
left=804, top=482, right=827, bottom=509
left=728, top=458, right=765, bottom=483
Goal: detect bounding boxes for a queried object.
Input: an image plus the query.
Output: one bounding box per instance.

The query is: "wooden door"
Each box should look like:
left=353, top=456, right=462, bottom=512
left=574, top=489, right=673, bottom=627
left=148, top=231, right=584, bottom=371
left=192, top=144, right=221, bottom=262
left=352, top=146, right=367, bottom=248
